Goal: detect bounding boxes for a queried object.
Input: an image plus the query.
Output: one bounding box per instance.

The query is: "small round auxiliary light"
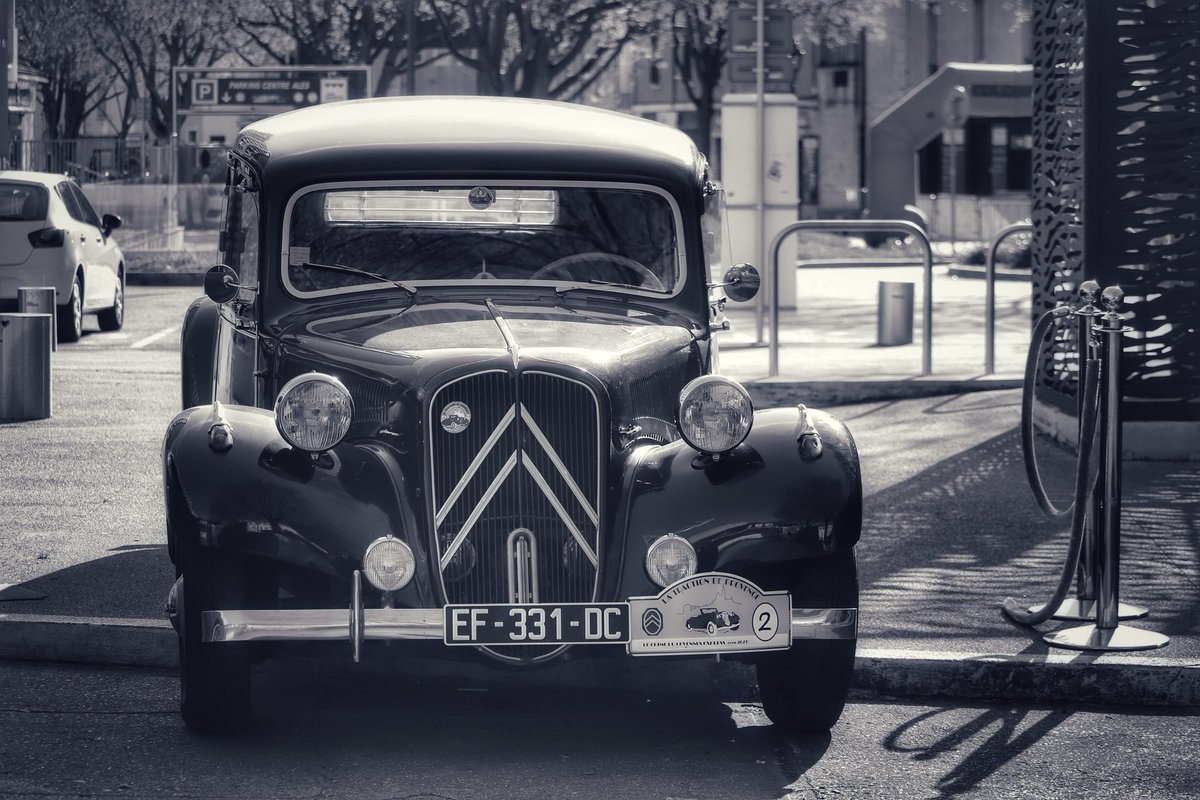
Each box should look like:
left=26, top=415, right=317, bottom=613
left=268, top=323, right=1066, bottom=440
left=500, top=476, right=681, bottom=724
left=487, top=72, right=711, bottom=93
left=274, top=373, right=353, bottom=452
left=362, top=536, right=415, bottom=592
left=676, top=376, right=753, bottom=455
left=645, top=533, right=698, bottom=589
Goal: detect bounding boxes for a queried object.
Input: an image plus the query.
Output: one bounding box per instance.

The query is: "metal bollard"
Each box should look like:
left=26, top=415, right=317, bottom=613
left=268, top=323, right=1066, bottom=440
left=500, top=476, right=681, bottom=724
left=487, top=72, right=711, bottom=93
left=1043, top=286, right=1168, bottom=652
left=1031, top=281, right=1148, bottom=622
left=0, top=313, right=53, bottom=421
left=18, top=286, right=57, bottom=352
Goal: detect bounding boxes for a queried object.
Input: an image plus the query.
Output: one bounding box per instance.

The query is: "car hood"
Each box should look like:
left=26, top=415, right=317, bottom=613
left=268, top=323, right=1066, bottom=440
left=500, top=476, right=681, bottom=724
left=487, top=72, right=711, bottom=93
left=288, top=299, right=702, bottom=381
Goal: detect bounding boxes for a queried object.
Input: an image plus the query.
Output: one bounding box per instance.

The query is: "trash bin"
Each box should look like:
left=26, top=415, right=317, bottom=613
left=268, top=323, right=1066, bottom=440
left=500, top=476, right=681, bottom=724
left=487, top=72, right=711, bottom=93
left=0, top=313, right=53, bottom=421
left=877, top=281, right=914, bottom=346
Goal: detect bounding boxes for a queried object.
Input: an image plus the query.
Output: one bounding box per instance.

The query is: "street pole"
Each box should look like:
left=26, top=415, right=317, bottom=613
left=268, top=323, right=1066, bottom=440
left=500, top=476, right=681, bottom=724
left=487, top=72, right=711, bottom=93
left=753, top=0, right=766, bottom=345
left=0, top=0, right=12, bottom=167
left=406, top=0, right=417, bottom=95
left=948, top=131, right=956, bottom=253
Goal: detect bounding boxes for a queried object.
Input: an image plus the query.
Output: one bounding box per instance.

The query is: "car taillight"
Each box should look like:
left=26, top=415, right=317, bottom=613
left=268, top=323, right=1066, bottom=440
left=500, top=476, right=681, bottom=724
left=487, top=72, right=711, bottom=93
left=27, top=228, right=65, bottom=248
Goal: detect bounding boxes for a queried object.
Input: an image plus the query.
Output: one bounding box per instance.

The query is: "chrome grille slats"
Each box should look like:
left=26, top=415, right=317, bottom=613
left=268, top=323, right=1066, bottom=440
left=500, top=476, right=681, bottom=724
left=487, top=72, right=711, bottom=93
left=427, top=368, right=602, bottom=607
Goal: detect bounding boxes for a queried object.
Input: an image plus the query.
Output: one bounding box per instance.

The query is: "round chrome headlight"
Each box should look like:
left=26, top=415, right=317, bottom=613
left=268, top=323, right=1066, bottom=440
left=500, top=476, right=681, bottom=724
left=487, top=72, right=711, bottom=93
left=274, top=373, right=354, bottom=452
left=362, top=536, right=415, bottom=592
left=677, top=376, right=753, bottom=454
left=645, top=533, right=698, bottom=588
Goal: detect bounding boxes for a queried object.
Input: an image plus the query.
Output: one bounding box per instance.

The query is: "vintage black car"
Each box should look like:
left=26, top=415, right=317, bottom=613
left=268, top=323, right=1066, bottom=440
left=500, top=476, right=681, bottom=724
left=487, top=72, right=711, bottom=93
left=163, top=96, right=862, bottom=735
left=686, top=608, right=741, bottom=635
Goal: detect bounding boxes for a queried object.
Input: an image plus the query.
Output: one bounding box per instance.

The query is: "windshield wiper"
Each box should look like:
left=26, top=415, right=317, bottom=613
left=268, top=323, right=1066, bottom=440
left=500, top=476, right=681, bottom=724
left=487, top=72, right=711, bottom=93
left=554, top=278, right=645, bottom=294
left=298, top=261, right=417, bottom=297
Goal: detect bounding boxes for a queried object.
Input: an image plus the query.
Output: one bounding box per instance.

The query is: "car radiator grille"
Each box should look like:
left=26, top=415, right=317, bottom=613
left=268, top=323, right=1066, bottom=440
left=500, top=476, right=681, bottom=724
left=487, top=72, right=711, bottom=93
left=428, top=370, right=602, bottom=606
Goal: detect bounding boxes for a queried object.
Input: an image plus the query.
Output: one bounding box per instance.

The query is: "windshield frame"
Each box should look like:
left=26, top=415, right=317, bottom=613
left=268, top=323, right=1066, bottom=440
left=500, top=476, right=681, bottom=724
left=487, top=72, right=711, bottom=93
left=279, top=179, right=688, bottom=302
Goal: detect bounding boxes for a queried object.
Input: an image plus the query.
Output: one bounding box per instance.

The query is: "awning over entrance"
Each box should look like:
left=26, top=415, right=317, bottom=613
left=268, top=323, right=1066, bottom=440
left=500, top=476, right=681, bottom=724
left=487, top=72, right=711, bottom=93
left=867, top=63, right=1032, bottom=224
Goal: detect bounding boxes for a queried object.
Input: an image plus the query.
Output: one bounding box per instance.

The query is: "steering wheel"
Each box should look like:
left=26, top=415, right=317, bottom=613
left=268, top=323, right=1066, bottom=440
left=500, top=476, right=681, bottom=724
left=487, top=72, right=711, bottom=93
left=530, top=252, right=666, bottom=292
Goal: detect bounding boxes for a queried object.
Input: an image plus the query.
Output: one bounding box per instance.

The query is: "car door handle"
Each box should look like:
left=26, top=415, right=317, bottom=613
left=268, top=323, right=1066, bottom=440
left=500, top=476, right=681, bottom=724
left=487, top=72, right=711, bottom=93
left=79, top=234, right=87, bottom=242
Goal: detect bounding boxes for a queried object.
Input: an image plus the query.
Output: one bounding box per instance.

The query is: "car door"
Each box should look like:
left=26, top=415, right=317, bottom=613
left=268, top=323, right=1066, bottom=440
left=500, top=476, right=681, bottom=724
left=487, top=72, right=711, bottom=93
left=66, top=183, right=119, bottom=310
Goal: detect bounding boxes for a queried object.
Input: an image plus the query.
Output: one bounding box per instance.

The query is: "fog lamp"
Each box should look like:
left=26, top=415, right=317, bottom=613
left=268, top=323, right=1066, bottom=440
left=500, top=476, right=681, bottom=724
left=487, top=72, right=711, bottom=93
left=645, top=533, right=697, bottom=588
left=274, top=373, right=353, bottom=452
left=363, top=536, right=415, bottom=592
left=676, top=376, right=753, bottom=454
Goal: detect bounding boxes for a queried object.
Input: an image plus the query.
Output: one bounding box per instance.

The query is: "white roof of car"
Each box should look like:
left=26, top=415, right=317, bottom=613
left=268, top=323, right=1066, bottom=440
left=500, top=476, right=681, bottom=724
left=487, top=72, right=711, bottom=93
left=0, top=170, right=71, bottom=188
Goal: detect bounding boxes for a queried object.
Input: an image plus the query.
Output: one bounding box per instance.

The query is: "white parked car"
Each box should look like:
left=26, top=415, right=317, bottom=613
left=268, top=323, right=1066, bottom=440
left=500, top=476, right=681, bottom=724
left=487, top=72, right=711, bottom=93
left=0, top=170, right=125, bottom=341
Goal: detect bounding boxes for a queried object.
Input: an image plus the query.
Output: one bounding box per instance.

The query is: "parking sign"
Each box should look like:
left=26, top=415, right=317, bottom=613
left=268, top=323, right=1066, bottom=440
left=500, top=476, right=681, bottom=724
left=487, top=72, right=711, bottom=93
left=192, top=79, right=217, bottom=105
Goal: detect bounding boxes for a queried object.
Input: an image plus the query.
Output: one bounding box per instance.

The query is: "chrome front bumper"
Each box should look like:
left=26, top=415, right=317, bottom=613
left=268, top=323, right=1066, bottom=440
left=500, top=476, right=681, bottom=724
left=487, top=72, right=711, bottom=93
left=188, top=571, right=858, bottom=662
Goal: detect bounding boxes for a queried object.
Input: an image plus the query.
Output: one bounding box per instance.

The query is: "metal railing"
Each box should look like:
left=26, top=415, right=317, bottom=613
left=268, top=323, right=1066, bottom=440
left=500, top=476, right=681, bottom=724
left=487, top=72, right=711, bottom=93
left=768, top=219, right=933, bottom=378
left=984, top=222, right=1033, bottom=375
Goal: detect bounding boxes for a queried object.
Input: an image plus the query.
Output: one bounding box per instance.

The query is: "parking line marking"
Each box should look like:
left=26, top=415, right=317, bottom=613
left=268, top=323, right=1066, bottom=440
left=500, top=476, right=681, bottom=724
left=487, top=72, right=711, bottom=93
left=130, top=326, right=179, bottom=349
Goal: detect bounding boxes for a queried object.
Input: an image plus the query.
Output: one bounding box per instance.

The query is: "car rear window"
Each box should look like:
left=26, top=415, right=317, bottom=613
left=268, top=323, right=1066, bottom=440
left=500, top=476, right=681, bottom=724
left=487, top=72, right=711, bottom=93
left=0, top=183, right=49, bottom=221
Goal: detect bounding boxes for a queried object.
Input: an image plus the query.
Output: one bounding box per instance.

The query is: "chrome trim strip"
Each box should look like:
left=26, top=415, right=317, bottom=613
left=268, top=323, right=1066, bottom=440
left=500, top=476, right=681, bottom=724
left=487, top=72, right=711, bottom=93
left=506, top=528, right=539, bottom=604
left=439, top=450, right=519, bottom=571
left=520, top=405, right=599, bottom=527
left=201, top=606, right=858, bottom=644
left=350, top=570, right=364, bottom=662
left=486, top=299, right=520, bottom=369
left=790, top=608, right=858, bottom=641
left=434, top=405, right=516, bottom=527
left=522, top=450, right=599, bottom=567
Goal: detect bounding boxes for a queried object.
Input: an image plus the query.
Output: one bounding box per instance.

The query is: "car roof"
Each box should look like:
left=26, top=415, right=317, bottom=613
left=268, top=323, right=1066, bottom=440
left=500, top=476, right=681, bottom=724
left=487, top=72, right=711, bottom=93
left=234, top=96, right=707, bottom=199
left=0, top=170, right=69, bottom=189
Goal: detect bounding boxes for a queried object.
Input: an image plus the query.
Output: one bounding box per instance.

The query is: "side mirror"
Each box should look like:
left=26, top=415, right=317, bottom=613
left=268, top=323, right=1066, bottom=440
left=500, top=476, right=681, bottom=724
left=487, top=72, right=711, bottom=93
left=718, top=263, right=760, bottom=302
left=204, top=264, right=241, bottom=305
left=101, top=213, right=122, bottom=236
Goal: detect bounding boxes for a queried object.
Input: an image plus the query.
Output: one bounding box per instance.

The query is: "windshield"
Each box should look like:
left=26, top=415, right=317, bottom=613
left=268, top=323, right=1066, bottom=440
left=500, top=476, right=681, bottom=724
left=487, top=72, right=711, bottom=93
left=283, top=182, right=682, bottom=298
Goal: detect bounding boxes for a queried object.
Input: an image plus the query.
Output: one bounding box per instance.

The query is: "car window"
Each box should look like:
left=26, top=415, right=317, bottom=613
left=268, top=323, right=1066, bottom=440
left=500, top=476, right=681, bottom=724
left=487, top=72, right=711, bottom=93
left=69, top=183, right=103, bottom=228
left=0, top=183, right=49, bottom=221
left=219, top=168, right=260, bottom=279
left=56, top=184, right=85, bottom=222
left=284, top=182, right=682, bottom=298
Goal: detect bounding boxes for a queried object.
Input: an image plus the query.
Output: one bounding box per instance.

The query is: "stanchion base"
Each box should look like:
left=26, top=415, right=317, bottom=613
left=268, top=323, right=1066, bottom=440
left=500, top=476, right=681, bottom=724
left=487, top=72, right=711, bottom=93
left=1028, top=598, right=1149, bottom=622
left=1043, top=623, right=1170, bottom=652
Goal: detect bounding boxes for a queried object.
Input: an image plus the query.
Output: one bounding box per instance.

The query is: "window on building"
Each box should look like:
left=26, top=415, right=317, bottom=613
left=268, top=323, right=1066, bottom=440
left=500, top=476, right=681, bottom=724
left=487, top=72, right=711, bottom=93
left=974, top=0, right=986, bottom=61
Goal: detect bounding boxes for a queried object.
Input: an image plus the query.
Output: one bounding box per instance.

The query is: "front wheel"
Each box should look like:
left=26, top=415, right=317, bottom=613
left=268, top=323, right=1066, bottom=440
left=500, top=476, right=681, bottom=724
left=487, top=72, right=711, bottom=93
left=756, top=551, right=858, bottom=734
left=177, top=537, right=252, bottom=734
left=97, top=277, right=124, bottom=331
left=57, top=276, right=83, bottom=343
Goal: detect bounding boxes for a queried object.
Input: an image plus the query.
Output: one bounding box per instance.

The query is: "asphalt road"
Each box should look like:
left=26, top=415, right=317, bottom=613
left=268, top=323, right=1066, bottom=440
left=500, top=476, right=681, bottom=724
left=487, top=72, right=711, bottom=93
left=0, top=659, right=1196, bottom=800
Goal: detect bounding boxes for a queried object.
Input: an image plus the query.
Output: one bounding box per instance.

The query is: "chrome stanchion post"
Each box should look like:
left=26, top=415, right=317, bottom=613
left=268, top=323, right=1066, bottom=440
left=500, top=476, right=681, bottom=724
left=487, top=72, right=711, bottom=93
left=1044, top=286, right=1168, bottom=652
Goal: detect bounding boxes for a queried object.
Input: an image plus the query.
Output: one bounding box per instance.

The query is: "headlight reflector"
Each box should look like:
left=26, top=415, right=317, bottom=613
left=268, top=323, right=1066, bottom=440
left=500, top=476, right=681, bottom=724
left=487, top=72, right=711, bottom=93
left=363, top=536, right=415, bottom=592
left=645, top=533, right=698, bottom=588
left=677, top=376, right=753, bottom=454
left=274, top=373, right=354, bottom=452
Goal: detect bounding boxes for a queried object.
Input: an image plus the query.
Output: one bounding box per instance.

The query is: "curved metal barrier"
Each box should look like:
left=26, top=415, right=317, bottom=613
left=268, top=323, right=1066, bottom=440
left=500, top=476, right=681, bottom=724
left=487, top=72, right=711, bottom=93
left=768, top=220, right=933, bottom=378
left=984, top=221, right=1033, bottom=375
left=1003, top=282, right=1168, bottom=652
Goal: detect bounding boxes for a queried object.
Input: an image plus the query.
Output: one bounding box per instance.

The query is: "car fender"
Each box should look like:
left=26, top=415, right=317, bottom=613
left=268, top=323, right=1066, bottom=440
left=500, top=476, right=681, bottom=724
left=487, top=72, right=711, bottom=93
left=610, top=406, right=861, bottom=597
left=162, top=402, right=437, bottom=606
left=180, top=296, right=220, bottom=408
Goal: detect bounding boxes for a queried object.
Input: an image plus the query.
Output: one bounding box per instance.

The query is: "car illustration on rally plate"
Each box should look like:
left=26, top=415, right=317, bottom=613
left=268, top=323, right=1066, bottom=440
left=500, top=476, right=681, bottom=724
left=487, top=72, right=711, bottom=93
left=162, top=96, right=862, bottom=735
left=0, top=170, right=125, bottom=341
left=687, top=607, right=741, bottom=635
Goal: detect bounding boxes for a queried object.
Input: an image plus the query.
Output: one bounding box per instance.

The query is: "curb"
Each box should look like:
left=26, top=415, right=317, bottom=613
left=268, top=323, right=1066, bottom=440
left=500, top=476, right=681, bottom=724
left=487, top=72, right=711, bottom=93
left=2, top=614, right=1195, bottom=708
left=745, top=377, right=1023, bottom=407
left=127, top=272, right=205, bottom=287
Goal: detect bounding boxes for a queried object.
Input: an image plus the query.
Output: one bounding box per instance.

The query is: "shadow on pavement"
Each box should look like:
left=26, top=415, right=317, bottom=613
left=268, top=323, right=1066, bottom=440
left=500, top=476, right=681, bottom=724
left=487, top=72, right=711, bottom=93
left=857, top=425, right=1199, bottom=651
left=0, top=546, right=173, bottom=619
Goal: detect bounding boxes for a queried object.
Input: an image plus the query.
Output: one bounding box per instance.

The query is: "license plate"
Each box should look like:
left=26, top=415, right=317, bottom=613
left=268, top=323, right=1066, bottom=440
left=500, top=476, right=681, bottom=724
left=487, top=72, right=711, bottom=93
left=444, top=603, right=629, bottom=646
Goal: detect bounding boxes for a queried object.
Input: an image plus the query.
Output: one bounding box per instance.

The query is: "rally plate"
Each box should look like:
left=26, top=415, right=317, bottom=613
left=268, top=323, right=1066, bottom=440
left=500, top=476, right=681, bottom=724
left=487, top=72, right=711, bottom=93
left=444, top=603, right=629, bottom=646
left=627, top=573, right=791, bottom=656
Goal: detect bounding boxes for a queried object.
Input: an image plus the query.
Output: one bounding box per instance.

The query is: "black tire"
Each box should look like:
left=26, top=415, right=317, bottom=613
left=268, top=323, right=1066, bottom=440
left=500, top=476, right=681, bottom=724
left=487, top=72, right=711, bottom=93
left=756, top=550, right=858, bottom=734
left=97, top=274, right=124, bottom=331
left=57, top=275, right=83, bottom=343
left=177, top=536, right=252, bottom=734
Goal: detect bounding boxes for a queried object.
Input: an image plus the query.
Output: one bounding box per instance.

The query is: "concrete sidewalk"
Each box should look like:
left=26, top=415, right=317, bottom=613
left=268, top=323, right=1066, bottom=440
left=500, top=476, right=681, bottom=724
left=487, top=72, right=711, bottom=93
left=1, top=273, right=1197, bottom=709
